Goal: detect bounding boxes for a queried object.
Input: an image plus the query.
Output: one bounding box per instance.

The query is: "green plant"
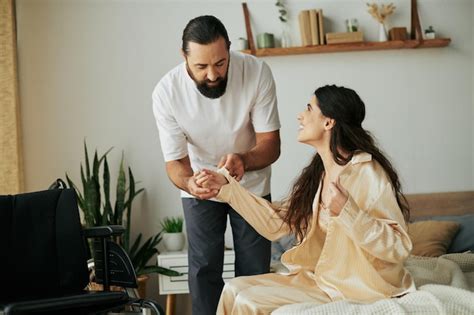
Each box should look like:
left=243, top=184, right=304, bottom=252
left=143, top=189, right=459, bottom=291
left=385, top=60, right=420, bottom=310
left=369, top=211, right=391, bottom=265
left=66, top=141, right=180, bottom=277
left=275, top=0, right=288, bottom=22
left=161, top=216, right=184, bottom=233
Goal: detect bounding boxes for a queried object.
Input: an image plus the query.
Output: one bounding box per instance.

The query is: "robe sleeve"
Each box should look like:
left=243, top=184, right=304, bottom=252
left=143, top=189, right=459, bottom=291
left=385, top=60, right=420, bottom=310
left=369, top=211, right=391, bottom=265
left=216, top=168, right=290, bottom=241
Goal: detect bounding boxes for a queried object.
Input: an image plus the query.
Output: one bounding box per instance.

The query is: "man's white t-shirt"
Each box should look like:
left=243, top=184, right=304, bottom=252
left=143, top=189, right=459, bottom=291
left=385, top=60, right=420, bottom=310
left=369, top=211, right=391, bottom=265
left=152, top=51, right=280, bottom=198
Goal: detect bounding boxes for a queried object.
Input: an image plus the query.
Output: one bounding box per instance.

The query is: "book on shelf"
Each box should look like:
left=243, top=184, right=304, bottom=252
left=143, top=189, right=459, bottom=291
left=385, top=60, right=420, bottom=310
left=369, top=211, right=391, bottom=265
left=309, top=9, right=320, bottom=45
left=318, top=9, right=325, bottom=45
left=298, top=10, right=312, bottom=46
left=299, top=9, right=326, bottom=47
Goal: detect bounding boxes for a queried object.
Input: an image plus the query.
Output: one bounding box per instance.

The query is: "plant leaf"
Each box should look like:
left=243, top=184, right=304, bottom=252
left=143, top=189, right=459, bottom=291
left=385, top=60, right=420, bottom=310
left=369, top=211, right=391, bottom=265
left=123, top=167, right=136, bottom=252
left=84, top=140, right=90, bottom=179
left=102, top=156, right=112, bottom=225
left=131, top=232, right=163, bottom=274
left=99, top=147, right=114, bottom=164
left=66, top=173, right=83, bottom=201
left=114, top=153, right=126, bottom=226
left=92, top=150, right=100, bottom=181
left=129, top=233, right=143, bottom=259
left=137, top=265, right=182, bottom=277
left=132, top=236, right=156, bottom=269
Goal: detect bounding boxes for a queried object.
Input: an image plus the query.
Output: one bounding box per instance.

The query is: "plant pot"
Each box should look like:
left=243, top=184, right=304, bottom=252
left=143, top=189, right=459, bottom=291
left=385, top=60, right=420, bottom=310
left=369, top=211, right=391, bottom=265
left=163, top=232, right=185, bottom=252
left=136, top=274, right=149, bottom=298
left=257, top=33, right=275, bottom=49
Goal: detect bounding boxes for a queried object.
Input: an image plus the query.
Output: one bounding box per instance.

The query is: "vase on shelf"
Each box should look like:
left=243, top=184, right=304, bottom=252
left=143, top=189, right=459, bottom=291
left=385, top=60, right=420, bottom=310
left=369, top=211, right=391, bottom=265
left=236, top=37, right=248, bottom=50
left=378, top=23, right=388, bottom=42
left=280, top=23, right=291, bottom=48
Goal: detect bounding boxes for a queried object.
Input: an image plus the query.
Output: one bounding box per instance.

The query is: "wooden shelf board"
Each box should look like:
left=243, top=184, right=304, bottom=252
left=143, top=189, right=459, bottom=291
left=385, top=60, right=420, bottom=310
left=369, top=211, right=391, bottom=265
left=241, top=38, right=451, bottom=57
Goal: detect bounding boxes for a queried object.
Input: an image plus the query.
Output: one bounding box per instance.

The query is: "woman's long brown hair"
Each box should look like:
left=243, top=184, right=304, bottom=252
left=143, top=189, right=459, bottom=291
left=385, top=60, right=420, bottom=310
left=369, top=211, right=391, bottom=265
left=283, top=85, right=410, bottom=242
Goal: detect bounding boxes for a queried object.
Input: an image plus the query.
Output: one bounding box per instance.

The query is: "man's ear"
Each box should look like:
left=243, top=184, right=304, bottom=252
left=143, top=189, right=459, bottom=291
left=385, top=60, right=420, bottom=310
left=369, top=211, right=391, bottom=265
left=325, top=118, right=336, bottom=130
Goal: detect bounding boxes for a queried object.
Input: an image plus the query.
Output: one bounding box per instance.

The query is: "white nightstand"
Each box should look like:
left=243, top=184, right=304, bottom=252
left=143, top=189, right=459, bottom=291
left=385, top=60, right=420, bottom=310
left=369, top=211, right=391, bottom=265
left=157, top=249, right=235, bottom=315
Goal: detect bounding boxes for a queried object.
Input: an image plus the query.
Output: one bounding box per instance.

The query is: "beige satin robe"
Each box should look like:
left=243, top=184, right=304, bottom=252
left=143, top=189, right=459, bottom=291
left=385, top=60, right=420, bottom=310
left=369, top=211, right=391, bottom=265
left=215, top=152, right=416, bottom=315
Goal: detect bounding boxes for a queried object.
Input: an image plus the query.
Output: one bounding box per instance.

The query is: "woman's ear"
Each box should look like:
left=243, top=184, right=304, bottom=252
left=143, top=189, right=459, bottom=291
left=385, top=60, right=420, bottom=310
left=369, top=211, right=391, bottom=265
left=324, top=118, right=336, bottom=130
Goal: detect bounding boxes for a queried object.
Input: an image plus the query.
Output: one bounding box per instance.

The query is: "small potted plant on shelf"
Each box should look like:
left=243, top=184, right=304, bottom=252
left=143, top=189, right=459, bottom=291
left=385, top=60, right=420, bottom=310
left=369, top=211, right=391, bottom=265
left=161, top=216, right=185, bottom=252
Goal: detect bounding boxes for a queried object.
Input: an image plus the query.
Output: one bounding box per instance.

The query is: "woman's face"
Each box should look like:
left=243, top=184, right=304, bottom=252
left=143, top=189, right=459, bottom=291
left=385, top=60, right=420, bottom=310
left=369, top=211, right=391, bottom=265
left=297, top=95, right=330, bottom=145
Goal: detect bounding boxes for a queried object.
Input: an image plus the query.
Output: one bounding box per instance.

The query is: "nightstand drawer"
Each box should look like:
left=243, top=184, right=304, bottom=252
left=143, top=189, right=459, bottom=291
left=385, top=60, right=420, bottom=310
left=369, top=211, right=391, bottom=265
left=157, top=250, right=235, bottom=295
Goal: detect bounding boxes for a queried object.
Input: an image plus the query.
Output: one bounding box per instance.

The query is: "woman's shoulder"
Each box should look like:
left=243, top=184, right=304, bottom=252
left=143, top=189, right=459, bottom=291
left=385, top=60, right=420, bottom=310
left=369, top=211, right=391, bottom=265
left=345, top=152, right=395, bottom=209
left=348, top=152, right=391, bottom=188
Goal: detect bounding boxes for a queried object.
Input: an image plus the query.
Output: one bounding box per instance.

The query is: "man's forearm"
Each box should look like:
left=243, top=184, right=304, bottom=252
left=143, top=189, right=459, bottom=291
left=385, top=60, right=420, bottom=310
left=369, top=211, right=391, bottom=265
left=165, top=157, right=193, bottom=193
left=241, top=138, right=280, bottom=172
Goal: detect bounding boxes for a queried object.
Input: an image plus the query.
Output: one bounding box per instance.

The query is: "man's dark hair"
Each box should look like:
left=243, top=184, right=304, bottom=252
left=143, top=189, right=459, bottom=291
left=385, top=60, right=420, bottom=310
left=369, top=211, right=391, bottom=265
left=182, top=15, right=230, bottom=55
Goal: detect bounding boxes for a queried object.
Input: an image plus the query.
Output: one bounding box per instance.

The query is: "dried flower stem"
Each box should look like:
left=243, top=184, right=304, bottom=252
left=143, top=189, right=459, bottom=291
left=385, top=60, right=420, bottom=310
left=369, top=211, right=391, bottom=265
left=367, top=2, right=396, bottom=24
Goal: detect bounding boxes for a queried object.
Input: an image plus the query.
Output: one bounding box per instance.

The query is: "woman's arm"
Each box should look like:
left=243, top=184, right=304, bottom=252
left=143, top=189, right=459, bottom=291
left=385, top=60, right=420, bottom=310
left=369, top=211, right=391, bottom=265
left=332, top=183, right=412, bottom=263
left=198, top=168, right=291, bottom=241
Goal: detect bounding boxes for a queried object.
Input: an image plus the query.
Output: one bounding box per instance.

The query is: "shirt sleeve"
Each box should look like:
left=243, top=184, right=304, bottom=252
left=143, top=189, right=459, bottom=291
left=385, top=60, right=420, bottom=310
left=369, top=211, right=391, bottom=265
left=216, top=168, right=290, bottom=241
left=251, top=62, right=281, bottom=133
left=152, top=85, right=188, bottom=162
left=332, top=182, right=412, bottom=264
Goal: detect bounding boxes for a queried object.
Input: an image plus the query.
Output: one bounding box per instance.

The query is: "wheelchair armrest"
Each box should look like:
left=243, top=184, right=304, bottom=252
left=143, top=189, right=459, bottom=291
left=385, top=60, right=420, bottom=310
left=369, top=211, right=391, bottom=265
left=83, top=225, right=125, bottom=238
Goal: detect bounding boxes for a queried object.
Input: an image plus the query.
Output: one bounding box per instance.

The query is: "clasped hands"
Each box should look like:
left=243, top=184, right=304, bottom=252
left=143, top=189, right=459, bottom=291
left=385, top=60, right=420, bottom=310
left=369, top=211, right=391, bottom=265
left=187, top=153, right=242, bottom=200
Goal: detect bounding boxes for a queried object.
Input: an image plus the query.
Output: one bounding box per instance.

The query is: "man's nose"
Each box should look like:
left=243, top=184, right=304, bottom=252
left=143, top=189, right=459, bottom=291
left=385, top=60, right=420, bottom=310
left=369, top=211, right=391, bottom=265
left=207, top=67, right=218, bottom=81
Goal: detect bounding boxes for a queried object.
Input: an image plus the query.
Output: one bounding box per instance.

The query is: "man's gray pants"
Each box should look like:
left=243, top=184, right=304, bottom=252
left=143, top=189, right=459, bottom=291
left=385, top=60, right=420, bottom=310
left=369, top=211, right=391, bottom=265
left=182, top=196, right=271, bottom=315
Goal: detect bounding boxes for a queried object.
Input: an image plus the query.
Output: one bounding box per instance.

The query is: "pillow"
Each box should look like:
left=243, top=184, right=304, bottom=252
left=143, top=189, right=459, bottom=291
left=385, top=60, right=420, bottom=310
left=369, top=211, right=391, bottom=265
left=429, top=214, right=474, bottom=253
left=408, top=221, right=460, bottom=257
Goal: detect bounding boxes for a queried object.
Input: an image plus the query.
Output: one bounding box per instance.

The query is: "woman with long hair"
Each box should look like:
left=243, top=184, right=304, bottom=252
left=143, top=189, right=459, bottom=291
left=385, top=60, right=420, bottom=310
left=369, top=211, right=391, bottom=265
left=196, top=85, right=415, bottom=314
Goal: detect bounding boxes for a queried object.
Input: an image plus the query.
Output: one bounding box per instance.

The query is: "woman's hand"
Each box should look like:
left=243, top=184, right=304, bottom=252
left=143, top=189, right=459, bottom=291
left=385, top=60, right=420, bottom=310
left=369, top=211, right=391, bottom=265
left=217, top=153, right=245, bottom=181
left=195, top=169, right=229, bottom=193
left=327, top=177, right=349, bottom=216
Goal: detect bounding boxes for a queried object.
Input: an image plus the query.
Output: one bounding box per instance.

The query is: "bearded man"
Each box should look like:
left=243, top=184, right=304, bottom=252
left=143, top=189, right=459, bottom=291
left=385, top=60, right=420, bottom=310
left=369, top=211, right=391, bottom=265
left=152, top=15, right=281, bottom=315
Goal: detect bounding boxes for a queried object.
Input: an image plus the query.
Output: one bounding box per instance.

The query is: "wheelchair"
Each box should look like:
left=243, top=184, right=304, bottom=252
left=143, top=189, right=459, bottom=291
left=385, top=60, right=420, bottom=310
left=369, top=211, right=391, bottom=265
left=0, top=188, right=164, bottom=315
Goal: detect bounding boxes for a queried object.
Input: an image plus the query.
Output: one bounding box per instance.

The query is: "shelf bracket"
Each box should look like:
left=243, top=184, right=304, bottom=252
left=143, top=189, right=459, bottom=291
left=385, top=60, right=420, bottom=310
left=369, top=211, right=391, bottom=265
left=242, top=3, right=256, bottom=55
left=410, top=0, right=424, bottom=47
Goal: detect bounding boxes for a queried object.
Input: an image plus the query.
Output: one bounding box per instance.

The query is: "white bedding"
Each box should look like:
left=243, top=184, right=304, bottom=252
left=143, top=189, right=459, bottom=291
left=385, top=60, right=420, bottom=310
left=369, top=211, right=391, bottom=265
left=273, top=253, right=474, bottom=315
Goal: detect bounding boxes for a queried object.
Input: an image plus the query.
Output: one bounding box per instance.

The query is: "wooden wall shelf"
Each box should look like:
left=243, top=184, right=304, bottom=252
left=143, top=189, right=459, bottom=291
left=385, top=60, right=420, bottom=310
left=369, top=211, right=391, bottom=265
left=241, top=38, right=451, bottom=57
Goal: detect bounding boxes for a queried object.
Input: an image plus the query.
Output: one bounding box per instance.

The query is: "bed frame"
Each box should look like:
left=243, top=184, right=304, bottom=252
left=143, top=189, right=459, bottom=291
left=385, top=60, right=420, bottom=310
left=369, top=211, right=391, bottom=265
left=406, top=191, right=474, bottom=220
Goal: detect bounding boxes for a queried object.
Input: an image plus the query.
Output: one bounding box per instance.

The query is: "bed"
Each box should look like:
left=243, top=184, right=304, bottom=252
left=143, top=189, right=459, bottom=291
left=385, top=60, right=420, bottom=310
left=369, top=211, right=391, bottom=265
left=270, top=191, right=474, bottom=315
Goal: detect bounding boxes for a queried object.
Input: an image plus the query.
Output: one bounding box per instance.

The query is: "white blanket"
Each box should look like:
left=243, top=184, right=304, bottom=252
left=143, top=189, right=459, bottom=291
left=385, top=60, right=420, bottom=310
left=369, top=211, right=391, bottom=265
left=273, top=253, right=474, bottom=315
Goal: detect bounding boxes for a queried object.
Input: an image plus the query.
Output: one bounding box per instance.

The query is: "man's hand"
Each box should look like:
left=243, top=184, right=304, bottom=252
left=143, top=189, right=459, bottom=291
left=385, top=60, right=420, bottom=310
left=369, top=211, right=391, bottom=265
left=326, top=177, right=349, bottom=216
left=186, top=174, right=219, bottom=200
left=217, top=154, right=245, bottom=181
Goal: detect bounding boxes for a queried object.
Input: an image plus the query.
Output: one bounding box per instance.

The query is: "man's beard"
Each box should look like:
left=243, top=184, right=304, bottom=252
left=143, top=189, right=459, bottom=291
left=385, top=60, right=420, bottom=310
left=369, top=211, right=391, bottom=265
left=186, top=64, right=228, bottom=99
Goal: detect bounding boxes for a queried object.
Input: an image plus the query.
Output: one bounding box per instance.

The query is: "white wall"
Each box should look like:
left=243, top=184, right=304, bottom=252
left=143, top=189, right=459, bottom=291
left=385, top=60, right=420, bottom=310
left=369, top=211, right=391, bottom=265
left=16, top=0, right=473, bottom=313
